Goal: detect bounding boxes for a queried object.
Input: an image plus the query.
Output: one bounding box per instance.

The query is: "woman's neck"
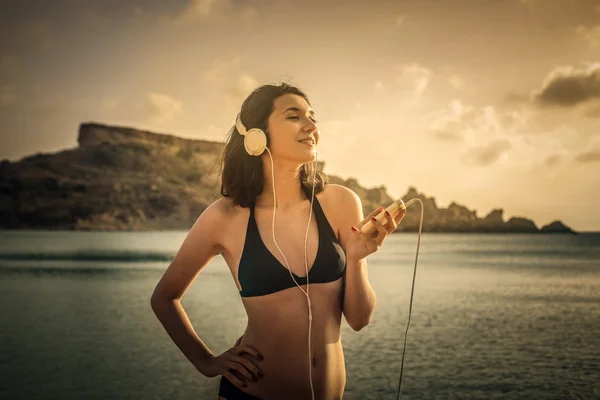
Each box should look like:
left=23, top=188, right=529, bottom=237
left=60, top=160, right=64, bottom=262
left=256, top=159, right=307, bottom=210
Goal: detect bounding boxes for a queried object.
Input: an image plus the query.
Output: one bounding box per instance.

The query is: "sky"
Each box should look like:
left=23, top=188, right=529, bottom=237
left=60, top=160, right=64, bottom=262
left=0, top=0, right=599, bottom=231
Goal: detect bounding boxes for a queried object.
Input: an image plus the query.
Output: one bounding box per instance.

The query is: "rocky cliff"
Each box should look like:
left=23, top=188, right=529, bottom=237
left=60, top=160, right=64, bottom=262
left=0, top=122, right=576, bottom=233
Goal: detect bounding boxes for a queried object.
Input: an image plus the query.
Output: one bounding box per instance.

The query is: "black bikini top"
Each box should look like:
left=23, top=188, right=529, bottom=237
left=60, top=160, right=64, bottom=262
left=237, top=185, right=347, bottom=298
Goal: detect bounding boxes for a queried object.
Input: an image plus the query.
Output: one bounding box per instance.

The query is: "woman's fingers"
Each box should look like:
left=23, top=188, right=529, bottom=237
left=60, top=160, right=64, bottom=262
left=356, top=207, right=384, bottom=229
left=395, top=208, right=407, bottom=224
left=383, top=210, right=398, bottom=233
left=357, top=203, right=407, bottom=231
left=366, top=206, right=384, bottom=219
left=369, top=216, right=388, bottom=242
left=238, top=344, right=264, bottom=361
left=226, top=359, right=256, bottom=382
left=352, top=224, right=381, bottom=249
left=223, top=368, right=248, bottom=389
left=233, top=354, right=262, bottom=380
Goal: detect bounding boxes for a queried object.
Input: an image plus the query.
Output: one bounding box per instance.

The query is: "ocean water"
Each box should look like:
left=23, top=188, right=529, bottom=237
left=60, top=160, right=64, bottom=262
left=0, top=230, right=599, bottom=400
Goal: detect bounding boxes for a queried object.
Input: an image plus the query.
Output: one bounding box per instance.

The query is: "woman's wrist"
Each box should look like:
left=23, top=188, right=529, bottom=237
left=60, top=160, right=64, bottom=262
left=346, top=252, right=366, bottom=263
left=196, top=354, right=218, bottom=377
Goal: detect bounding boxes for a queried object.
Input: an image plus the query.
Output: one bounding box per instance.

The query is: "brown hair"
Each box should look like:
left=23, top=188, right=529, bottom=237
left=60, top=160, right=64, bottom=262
left=218, top=83, right=328, bottom=208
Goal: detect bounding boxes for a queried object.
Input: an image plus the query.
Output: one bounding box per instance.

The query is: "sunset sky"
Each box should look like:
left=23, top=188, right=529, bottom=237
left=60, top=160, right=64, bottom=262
left=1, top=0, right=599, bottom=231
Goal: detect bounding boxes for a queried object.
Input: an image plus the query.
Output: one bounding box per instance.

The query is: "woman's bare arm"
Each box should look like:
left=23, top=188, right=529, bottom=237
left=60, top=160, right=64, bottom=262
left=331, top=185, right=378, bottom=331
left=150, top=199, right=226, bottom=377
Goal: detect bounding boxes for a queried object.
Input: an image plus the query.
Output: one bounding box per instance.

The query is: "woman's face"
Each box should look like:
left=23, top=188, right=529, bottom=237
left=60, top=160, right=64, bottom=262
left=266, top=93, right=320, bottom=164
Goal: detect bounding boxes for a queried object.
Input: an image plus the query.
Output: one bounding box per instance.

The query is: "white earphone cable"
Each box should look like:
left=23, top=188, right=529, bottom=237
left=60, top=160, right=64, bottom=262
left=396, top=198, right=423, bottom=400
left=264, top=147, right=317, bottom=400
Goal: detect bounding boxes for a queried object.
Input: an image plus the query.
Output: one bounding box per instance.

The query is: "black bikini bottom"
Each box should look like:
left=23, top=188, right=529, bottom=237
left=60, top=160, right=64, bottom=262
left=218, top=376, right=263, bottom=400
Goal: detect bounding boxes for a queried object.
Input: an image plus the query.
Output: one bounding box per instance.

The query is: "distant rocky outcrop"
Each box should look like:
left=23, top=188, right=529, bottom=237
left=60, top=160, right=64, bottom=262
left=0, top=122, right=577, bottom=233
left=540, top=220, right=575, bottom=233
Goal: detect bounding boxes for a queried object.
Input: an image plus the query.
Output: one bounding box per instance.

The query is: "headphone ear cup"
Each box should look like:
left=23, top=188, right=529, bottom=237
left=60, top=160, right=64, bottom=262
left=244, top=128, right=267, bottom=156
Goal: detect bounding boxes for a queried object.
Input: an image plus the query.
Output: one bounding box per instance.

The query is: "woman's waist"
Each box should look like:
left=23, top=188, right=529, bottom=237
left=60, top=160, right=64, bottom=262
left=236, top=334, right=345, bottom=399
left=240, top=329, right=343, bottom=362
left=243, top=316, right=341, bottom=352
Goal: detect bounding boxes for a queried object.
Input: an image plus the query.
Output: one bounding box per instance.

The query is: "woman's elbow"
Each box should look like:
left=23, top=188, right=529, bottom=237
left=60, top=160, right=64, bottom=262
left=150, top=290, right=172, bottom=313
left=150, top=292, right=161, bottom=313
left=349, top=317, right=372, bottom=332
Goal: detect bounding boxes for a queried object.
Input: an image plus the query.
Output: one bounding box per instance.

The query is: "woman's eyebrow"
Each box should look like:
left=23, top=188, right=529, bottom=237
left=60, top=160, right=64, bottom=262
left=282, top=106, right=316, bottom=117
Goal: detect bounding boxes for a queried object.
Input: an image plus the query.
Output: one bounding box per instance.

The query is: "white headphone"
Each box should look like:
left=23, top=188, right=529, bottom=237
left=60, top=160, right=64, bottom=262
left=235, top=112, right=318, bottom=400
left=235, top=113, right=268, bottom=156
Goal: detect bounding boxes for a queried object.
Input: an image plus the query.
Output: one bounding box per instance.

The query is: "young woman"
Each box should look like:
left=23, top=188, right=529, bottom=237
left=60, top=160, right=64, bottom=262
left=150, top=83, right=406, bottom=400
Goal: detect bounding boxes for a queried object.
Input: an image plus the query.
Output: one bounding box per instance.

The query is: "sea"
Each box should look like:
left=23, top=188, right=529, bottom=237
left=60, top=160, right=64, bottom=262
left=0, top=230, right=599, bottom=400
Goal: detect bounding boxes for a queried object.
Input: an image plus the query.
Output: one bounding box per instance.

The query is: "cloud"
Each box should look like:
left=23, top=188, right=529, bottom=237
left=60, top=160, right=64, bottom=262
left=427, top=99, right=527, bottom=144
left=532, top=63, right=600, bottom=108
left=197, top=58, right=260, bottom=121
left=461, top=139, right=512, bottom=166
left=499, top=64, right=600, bottom=149
left=428, top=99, right=475, bottom=141
left=503, top=121, right=600, bottom=169
left=544, top=154, right=562, bottom=166
left=142, top=92, right=184, bottom=124
left=201, top=56, right=242, bottom=83
left=448, top=75, right=465, bottom=90
left=200, top=57, right=260, bottom=96
left=0, top=84, right=16, bottom=107
left=396, top=63, right=432, bottom=98
left=310, top=112, right=396, bottom=174
left=101, top=92, right=183, bottom=125
left=574, top=149, right=600, bottom=163
left=225, top=74, right=261, bottom=104
left=178, top=0, right=230, bottom=20
left=426, top=99, right=551, bottom=166
left=169, top=0, right=257, bottom=24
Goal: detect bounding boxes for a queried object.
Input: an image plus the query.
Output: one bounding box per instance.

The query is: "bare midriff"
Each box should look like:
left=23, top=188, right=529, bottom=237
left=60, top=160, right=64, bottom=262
left=235, top=279, right=346, bottom=400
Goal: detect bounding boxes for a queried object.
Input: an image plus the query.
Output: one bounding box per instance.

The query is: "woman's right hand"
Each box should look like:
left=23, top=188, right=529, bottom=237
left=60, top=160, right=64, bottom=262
left=202, top=341, right=264, bottom=389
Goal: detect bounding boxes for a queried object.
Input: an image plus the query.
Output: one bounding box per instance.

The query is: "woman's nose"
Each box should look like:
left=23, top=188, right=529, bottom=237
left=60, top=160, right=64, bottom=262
left=304, top=118, right=317, bottom=131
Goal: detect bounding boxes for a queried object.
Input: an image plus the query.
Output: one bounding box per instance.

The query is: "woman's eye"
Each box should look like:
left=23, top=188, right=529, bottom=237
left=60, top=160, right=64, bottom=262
left=287, top=116, right=318, bottom=123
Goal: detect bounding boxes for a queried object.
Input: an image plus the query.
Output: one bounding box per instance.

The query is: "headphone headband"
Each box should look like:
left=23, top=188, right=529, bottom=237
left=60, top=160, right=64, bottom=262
left=235, top=113, right=247, bottom=136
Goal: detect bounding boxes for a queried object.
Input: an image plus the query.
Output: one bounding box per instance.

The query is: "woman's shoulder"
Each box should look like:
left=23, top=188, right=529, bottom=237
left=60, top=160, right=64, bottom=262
left=201, top=196, right=248, bottom=231
left=318, top=184, right=363, bottom=228
left=194, top=196, right=249, bottom=254
left=318, top=184, right=364, bottom=245
left=320, top=183, right=362, bottom=209
left=206, top=197, right=249, bottom=222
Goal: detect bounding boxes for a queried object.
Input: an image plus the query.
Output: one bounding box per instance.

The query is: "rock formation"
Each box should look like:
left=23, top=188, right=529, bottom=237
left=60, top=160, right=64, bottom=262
left=0, top=122, right=577, bottom=234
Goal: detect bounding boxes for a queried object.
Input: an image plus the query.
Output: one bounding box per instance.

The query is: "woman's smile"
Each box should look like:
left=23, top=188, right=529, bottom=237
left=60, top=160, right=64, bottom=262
left=298, top=137, right=316, bottom=147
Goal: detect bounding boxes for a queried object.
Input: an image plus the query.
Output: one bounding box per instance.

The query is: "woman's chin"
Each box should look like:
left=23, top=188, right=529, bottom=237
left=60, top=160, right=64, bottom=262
left=305, top=153, right=318, bottom=163
left=274, top=149, right=317, bottom=165
left=301, top=147, right=318, bottom=159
